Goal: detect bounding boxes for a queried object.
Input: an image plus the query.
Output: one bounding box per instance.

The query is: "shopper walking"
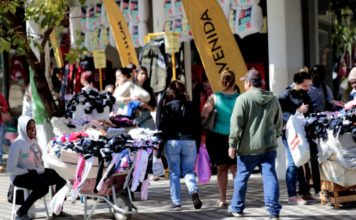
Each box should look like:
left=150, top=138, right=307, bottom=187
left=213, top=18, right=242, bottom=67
left=0, top=92, right=9, bottom=172
left=228, top=70, right=282, bottom=219
left=159, top=80, right=202, bottom=211
left=201, top=70, right=239, bottom=207
left=279, top=71, right=317, bottom=205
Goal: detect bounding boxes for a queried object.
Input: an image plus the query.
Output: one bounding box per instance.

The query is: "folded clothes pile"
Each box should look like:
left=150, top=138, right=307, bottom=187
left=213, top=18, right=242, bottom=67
left=304, top=108, right=356, bottom=141
left=65, top=89, right=116, bottom=118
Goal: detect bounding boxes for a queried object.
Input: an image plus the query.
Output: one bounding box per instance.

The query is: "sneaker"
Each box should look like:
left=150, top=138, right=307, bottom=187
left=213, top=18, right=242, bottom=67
left=170, top=204, right=182, bottom=211
left=288, top=196, right=307, bottom=205
left=52, top=211, right=72, bottom=218
left=269, top=215, right=279, bottom=220
left=228, top=205, right=243, bottom=217
left=191, top=191, right=202, bottom=209
left=301, top=194, right=319, bottom=203
left=15, top=215, right=30, bottom=220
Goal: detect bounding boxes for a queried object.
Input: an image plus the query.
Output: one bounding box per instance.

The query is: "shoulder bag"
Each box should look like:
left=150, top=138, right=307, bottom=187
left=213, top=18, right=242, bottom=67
left=202, top=95, right=217, bottom=131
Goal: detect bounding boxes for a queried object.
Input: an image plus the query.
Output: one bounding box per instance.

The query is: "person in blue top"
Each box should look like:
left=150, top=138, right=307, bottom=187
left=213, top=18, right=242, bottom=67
left=201, top=70, right=239, bottom=207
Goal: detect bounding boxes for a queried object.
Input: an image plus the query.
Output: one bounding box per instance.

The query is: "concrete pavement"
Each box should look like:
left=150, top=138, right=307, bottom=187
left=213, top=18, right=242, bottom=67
left=0, top=160, right=355, bottom=219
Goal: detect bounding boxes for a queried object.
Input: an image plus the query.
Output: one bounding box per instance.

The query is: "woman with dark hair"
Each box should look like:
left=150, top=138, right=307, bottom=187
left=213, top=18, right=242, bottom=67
left=201, top=70, right=239, bottom=207
left=159, top=80, right=202, bottom=211
left=134, top=66, right=156, bottom=130
left=279, top=70, right=316, bottom=205
left=113, top=67, right=150, bottom=115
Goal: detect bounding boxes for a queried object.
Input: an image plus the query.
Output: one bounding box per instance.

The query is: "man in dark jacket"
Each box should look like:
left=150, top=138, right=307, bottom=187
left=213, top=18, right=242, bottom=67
left=228, top=70, right=283, bottom=220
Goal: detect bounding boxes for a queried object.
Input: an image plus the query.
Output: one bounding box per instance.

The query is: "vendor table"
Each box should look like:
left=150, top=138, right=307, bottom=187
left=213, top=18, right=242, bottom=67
left=320, top=180, right=356, bottom=209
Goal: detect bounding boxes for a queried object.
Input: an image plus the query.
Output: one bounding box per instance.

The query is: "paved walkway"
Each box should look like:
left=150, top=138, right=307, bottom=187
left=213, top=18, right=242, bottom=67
left=1, top=168, right=356, bottom=220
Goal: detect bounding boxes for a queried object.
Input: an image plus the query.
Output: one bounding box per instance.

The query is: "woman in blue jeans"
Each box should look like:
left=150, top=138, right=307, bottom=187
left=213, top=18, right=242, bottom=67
left=159, top=80, right=202, bottom=211
left=279, top=71, right=316, bottom=205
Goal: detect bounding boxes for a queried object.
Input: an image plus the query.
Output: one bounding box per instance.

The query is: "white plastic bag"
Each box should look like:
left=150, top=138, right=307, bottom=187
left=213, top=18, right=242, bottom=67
left=285, top=113, right=310, bottom=166
left=49, top=184, right=70, bottom=215
left=152, top=156, right=165, bottom=177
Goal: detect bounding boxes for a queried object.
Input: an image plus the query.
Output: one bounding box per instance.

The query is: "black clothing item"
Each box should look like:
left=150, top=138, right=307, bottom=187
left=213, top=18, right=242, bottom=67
left=206, top=131, right=236, bottom=165
left=13, top=168, right=66, bottom=217
left=279, top=87, right=314, bottom=124
left=158, top=97, right=201, bottom=147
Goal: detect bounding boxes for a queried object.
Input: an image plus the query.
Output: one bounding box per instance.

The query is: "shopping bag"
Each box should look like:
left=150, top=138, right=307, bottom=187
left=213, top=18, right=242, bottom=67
left=195, top=143, right=211, bottom=184
left=152, top=156, right=165, bottom=177
left=286, top=113, right=310, bottom=166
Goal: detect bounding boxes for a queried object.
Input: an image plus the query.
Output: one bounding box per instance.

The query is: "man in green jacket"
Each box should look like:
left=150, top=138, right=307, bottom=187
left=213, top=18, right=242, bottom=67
left=228, top=70, right=283, bottom=220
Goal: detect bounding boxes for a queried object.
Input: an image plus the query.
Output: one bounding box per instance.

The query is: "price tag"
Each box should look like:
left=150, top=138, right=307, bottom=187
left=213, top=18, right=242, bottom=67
left=165, top=31, right=179, bottom=53
left=93, top=50, right=106, bottom=69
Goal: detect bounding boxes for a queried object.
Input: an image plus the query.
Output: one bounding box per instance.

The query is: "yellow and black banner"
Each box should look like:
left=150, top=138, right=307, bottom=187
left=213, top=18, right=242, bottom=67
left=103, top=0, right=138, bottom=67
left=50, top=29, right=64, bottom=68
left=182, top=0, right=247, bottom=92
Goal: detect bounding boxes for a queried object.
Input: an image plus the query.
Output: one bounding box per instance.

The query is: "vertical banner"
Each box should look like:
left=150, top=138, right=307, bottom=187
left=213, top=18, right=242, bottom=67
left=182, top=0, right=247, bottom=92
left=50, top=30, right=64, bottom=68
left=103, top=0, right=139, bottom=66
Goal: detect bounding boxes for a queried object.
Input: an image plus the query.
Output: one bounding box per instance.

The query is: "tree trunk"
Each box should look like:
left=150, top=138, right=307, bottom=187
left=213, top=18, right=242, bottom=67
left=7, top=11, right=59, bottom=118
left=24, top=50, right=59, bottom=118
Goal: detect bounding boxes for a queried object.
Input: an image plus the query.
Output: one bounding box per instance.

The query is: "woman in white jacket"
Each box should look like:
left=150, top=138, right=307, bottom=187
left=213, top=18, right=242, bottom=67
left=7, top=116, right=67, bottom=219
left=113, top=67, right=151, bottom=115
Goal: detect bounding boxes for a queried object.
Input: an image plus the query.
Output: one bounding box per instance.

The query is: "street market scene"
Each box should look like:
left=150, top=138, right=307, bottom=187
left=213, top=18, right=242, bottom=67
left=1, top=0, right=356, bottom=220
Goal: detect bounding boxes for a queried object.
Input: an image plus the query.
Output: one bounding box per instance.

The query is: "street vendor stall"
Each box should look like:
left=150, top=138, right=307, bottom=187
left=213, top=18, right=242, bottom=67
left=44, top=89, right=164, bottom=220
left=303, top=109, right=356, bottom=208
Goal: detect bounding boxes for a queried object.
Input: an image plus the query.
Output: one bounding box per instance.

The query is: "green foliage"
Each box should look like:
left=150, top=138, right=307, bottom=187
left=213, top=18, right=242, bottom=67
left=331, top=6, right=356, bottom=66
left=0, top=0, right=87, bottom=61
left=64, top=31, right=88, bottom=64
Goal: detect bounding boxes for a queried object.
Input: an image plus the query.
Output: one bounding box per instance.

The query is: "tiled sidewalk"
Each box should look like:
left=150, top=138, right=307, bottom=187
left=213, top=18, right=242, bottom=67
left=1, top=170, right=356, bottom=220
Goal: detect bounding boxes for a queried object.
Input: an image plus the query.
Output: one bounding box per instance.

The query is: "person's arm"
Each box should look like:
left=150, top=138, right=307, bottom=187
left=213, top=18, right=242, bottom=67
left=201, top=94, right=214, bottom=126
left=278, top=90, right=292, bottom=123
left=6, top=143, right=28, bottom=176
left=229, top=97, right=246, bottom=156
left=274, top=99, right=283, bottom=138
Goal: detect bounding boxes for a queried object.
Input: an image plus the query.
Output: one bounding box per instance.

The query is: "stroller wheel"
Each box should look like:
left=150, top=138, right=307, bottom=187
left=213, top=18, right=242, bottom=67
left=114, top=193, right=133, bottom=220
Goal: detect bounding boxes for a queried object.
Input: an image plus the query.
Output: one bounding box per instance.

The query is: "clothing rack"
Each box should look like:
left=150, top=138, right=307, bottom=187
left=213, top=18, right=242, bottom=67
left=144, top=32, right=178, bottom=81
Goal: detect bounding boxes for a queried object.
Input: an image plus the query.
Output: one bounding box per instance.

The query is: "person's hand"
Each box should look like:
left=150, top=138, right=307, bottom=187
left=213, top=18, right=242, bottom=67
left=28, top=169, right=37, bottom=175
left=228, top=148, right=236, bottom=159
left=297, top=103, right=309, bottom=114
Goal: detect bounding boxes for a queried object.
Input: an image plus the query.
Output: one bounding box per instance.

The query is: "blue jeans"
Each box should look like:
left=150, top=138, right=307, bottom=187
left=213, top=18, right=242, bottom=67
left=230, top=150, right=281, bottom=216
left=0, top=123, right=5, bottom=165
left=165, top=140, right=198, bottom=205
left=282, top=133, right=309, bottom=197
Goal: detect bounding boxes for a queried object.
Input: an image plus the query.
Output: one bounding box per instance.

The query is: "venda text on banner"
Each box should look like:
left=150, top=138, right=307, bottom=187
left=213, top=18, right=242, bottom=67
left=103, top=0, right=139, bottom=67
left=182, top=0, right=247, bottom=92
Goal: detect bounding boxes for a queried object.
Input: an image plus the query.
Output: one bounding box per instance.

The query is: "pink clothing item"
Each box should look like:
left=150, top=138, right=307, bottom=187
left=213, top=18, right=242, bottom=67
left=72, top=155, right=85, bottom=191
left=140, top=174, right=151, bottom=201
left=96, top=153, right=122, bottom=192
left=131, top=149, right=150, bottom=192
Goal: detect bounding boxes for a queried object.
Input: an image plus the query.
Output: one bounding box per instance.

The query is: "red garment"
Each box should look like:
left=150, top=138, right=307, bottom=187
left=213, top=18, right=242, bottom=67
left=0, top=93, right=9, bottom=124
left=74, top=65, right=83, bottom=93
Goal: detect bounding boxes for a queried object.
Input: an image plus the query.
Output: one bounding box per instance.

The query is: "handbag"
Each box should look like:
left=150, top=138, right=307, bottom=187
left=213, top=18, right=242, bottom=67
left=202, top=95, right=216, bottom=131
left=1, top=111, right=12, bottom=122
